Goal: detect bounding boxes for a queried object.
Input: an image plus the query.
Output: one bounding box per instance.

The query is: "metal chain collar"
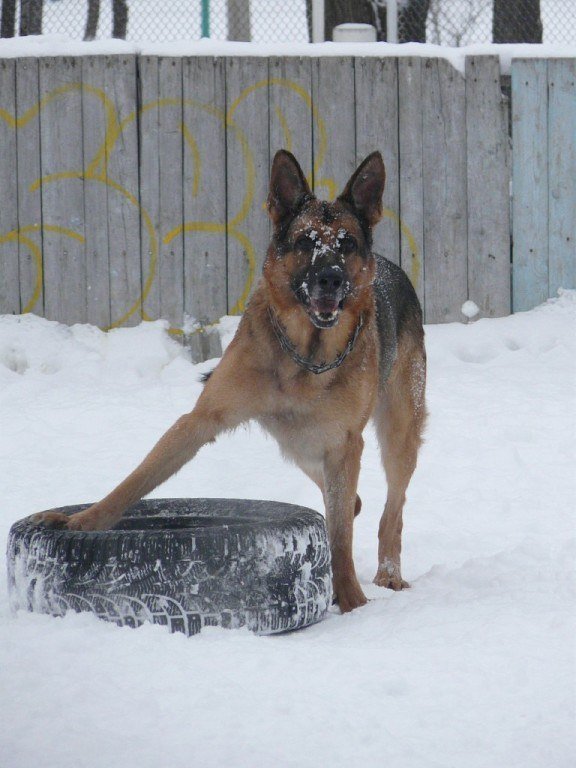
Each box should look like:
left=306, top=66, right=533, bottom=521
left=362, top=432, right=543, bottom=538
left=268, top=307, right=364, bottom=375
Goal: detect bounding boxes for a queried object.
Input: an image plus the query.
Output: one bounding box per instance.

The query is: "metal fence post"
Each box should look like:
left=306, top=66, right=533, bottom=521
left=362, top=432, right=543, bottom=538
left=201, top=0, right=210, bottom=38
left=386, top=0, right=398, bottom=43
left=311, top=0, right=325, bottom=43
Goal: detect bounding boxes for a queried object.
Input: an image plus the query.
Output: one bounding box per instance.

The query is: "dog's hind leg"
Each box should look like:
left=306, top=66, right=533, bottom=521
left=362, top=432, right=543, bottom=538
left=373, top=335, right=426, bottom=590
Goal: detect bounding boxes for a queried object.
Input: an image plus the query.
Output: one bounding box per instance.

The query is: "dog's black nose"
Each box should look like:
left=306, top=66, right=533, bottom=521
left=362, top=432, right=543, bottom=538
left=316, top=268, right=343, bottom=293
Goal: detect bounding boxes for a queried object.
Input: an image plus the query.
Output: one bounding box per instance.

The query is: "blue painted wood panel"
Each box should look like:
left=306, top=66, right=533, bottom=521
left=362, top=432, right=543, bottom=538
left=511, top=59, right=549, bottom=312
left=548, top=59, right=576, bottom=297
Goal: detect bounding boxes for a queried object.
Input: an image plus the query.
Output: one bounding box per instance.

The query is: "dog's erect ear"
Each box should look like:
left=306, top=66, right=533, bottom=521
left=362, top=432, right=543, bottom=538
left=267, top=150, right=313, bottom=229
left=338, top=152, right=385, bottom=227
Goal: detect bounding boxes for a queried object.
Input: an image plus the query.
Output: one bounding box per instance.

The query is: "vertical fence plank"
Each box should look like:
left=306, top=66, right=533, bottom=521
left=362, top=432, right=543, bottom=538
left=548, top=58, right=576, bottom=296
left=466, top=55, right=511, bottom=318
left=39, top=57, right=86, bottom=324
left=422, top=58, right=468, bottom=323
left=225, top=57, right=270, bottom=314
left=355, top=57, right=400, bottom=266
left=398, top=58, right=425, bottom=311
left=82, top=56, right=111, bottom=328
left=182, top=57, right=227, bottom=328
left=311, top=57, right=356, bottom=200
left=182, top=57, right=227, bottom=360
left=16, top=58, right=43, bottom=317
left=0, top=60, right=20, bottom=315
left=269, top=57, right=313, bottom=187
left=157, top=57, right=184, bottom=328
left=104, top=55, right=140, bottom=328
left=511, top=59, right=549, bottom=312
left=139, top=56, right=161, bottom=325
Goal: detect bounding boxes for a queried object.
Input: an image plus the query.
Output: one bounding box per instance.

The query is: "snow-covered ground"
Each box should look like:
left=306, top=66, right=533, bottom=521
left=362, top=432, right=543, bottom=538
left=1, top=292, right=575, bottom=768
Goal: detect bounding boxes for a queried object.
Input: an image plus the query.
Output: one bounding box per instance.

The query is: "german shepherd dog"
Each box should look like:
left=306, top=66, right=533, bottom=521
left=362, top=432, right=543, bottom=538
left=37, top=150, right=427, bottom=612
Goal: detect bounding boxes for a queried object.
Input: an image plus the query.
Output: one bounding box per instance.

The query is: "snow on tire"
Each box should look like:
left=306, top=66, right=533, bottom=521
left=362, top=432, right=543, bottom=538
left=7, top=498, right=332, bottom=636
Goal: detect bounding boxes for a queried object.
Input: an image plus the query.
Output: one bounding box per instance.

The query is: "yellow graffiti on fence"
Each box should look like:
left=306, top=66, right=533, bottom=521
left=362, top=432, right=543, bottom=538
left=0, top=224, right=85, bottom=314
left=0, top=75, right=421, bottom=331
left=382, top=209, right=421, bottom=291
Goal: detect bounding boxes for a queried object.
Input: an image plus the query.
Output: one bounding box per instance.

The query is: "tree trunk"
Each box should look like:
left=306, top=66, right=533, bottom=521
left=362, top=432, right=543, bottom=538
left=1, top=0, right=17, bottom=37
left=399, top=0, right=431, bottom=43
left=227, top=0, right=251, bottom=41
left=493, top=0, right=542, bottom=43
left=112, top=0, right=128, bottom=39
left=19, top=0, right=43, bottom=36
left=84, top=0, right=101, bottom=41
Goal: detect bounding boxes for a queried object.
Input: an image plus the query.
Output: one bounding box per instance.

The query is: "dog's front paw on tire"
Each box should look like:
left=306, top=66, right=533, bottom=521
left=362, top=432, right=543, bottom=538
left=31, top=510, right=71, bottom=529
left=32, top=509, right=100, bottom=531
left=334, top=577, right=368, bottom=613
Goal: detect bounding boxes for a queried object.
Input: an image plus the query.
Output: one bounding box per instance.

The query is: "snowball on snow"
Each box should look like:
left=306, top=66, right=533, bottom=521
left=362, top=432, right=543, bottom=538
left=461, top=300, right=480, bottom=319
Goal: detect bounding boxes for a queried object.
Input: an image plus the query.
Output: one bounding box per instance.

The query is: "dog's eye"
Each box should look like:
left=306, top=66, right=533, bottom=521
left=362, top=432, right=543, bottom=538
left=294, top=235, right=315, bottom=252
left=339, top=235, right=357, bottom=254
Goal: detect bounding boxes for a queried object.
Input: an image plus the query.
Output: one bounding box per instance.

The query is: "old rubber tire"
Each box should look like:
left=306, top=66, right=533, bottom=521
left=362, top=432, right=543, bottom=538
left=7, top=498, right=332, bottom=636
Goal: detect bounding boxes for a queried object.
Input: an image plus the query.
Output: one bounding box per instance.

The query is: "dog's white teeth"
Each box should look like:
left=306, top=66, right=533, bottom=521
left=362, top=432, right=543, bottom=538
left=311, top=309, right=340, bottom=328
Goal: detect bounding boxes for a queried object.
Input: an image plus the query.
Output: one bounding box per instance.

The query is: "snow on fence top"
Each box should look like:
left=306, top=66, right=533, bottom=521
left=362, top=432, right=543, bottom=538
left=0, top=34, right=574, bottom=75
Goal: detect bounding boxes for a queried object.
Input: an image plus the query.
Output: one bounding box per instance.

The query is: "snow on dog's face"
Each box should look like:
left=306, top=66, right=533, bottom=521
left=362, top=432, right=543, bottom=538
left=264, top=150, right=384, bottom=328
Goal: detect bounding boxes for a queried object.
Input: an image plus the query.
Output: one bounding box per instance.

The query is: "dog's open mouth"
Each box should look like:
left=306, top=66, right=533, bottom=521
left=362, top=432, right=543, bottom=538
left=309, top=297, right=343, bottom=328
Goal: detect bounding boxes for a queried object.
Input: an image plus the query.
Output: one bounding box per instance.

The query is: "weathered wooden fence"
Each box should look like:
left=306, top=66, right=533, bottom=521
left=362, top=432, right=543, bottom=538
left=0, top=55, right=574, bottom=335
left=512, top=58, right=575, bottom=311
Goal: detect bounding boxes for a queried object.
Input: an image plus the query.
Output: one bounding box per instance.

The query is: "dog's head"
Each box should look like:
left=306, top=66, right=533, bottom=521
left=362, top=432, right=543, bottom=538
left=264, top=150, right=385, bottom=329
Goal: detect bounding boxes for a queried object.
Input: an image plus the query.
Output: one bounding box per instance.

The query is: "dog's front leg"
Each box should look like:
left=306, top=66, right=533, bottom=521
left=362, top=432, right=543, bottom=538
left=35, top=353, right=255, bottom=531
left=62, top=407, right=224, bottom=530
left=323, top=434, right=367, bottom=612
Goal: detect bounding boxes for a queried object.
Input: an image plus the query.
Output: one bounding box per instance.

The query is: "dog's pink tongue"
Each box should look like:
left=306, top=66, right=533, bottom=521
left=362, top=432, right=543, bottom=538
left=311, top=297, right=339, bottom=314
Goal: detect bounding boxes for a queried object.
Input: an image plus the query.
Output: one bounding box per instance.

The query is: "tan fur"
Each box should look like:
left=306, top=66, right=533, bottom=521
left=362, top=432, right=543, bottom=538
left=36, top=151, right=426, bottom=613
left=373, top=331, right=426, bottom=590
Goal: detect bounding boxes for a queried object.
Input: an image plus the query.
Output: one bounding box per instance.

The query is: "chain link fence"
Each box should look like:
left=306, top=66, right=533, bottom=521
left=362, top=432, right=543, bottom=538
left=1, top=0, right=574, bottom=44
left=424, top=0, right=574, bottom=46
